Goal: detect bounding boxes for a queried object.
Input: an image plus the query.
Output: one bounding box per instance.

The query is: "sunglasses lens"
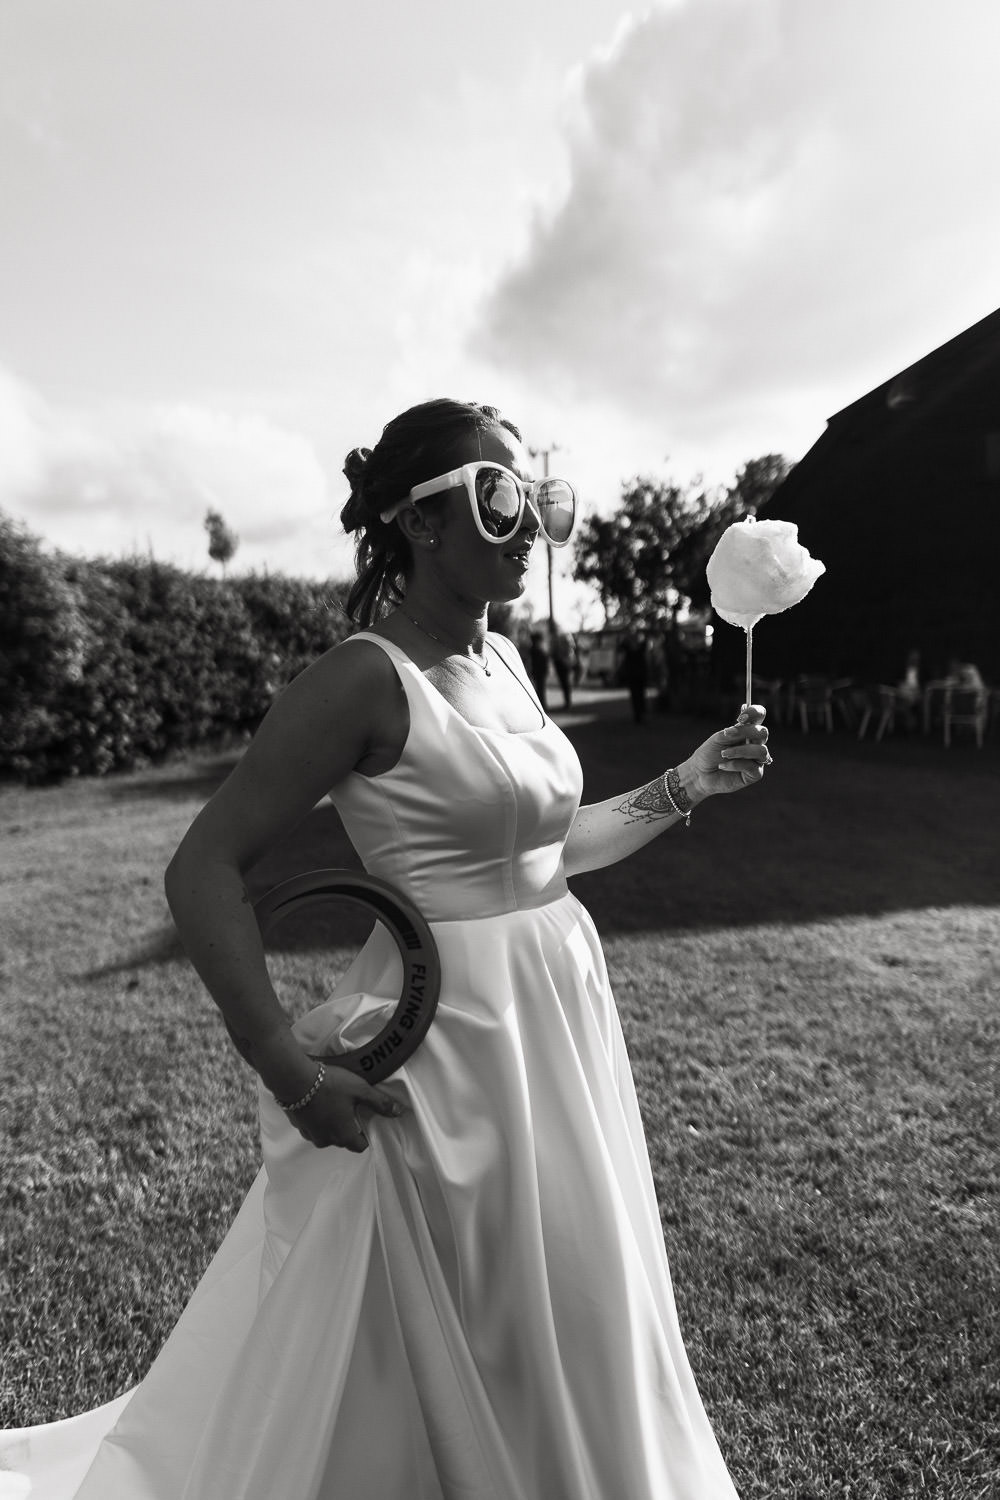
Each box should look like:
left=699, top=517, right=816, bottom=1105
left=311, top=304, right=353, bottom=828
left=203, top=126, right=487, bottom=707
left=474, top=467, right=521, bottom=538
left=536, top=480, right=576, bottom=544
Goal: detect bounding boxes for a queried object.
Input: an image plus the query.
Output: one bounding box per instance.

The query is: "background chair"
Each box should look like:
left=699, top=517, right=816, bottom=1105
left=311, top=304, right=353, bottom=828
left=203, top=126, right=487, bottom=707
left=943, top=687, right=987, bottom=748
left=856, top=685, right=899, bottom=742
left=754, top=677, right=785, bottom=726
left=922, top=681, right=949, bottom=735
left=989, top=688, right=1000, bottom=740
left=830, top=677, right=859, bottom=731
left=792, top=675, right=834, bottom=733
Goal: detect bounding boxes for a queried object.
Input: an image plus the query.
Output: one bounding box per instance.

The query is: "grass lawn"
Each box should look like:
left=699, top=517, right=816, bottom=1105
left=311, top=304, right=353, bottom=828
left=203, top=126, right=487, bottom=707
left=2, top=691, right=998, bottom=1498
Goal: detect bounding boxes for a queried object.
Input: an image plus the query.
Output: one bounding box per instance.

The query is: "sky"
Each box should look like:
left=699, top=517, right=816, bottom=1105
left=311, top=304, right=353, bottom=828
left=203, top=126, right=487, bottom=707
left=2, top=0, right=999, bottom=627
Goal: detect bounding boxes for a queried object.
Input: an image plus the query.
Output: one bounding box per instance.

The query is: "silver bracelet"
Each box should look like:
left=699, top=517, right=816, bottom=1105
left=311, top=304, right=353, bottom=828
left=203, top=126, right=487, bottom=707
left=661, top=768, right=692, bottom=827
left=277, top=1062, right=326, bottom=1113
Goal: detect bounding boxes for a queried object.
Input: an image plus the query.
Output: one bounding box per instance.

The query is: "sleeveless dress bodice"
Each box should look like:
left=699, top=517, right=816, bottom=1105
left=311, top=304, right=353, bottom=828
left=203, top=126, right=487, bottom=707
left=328, top=631, right=583, bottom=921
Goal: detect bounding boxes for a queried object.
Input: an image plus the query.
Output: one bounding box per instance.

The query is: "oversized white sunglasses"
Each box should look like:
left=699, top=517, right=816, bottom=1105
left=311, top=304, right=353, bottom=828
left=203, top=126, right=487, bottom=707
left=379, top=461, right=578, bottom=547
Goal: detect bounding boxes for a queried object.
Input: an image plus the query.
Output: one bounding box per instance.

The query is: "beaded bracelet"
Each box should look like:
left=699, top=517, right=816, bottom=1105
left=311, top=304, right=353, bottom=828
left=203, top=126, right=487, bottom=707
left=661, top=768, right=693, bottom=827
left=277, top=1062, right=326, bottom=1113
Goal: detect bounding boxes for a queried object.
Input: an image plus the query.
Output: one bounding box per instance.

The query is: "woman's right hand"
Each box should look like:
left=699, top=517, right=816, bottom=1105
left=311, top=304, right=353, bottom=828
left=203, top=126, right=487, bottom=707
left=285, top=1065, right=408, bottom=1152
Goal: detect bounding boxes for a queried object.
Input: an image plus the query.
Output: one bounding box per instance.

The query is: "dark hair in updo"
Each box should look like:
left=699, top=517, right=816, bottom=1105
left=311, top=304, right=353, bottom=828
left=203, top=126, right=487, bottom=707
left=340, top=398, right=521, bottom=628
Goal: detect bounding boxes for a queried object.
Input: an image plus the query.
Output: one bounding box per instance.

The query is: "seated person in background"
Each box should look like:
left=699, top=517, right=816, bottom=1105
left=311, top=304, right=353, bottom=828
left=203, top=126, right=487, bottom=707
left=894, top=648, right=922, bottom=730
left=896, top=649, right=921, bottom=705
left=945, top=657, right=986, bottom=692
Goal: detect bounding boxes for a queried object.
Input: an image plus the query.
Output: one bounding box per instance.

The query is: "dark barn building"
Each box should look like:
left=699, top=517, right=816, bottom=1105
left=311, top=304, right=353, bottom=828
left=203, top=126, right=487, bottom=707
left=715, top=307, right=1000, bottom=690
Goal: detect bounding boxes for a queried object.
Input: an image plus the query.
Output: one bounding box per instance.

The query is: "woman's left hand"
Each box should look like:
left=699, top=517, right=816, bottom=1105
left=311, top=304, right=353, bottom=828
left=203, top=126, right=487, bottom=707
left=684, top=704, right=772, bottom=801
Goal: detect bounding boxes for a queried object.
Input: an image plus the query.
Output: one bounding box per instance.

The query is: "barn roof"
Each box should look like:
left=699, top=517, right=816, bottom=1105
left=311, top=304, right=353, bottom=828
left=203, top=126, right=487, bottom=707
left=724, top=303, right=1000, bottom=684
left=768, top=304, right=1000, bottom=514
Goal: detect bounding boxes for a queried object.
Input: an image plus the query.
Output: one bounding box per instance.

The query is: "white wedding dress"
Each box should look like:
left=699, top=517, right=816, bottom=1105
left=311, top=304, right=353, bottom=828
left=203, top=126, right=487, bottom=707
left=1, top=631, right=739, bottom=1499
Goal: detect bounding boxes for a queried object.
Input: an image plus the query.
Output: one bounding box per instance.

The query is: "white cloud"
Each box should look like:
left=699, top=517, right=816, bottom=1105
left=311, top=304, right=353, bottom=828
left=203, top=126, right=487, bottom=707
left=0, top=368, right=350, bottom=577
left=0, top=367, right=49, bottom=495
left=475, top=0, right=1000, bottom=469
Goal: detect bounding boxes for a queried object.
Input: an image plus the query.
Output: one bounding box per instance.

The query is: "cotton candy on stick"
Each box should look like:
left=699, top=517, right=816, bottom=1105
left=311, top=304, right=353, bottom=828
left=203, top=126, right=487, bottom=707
left=706, top=516, right=825, bottom=712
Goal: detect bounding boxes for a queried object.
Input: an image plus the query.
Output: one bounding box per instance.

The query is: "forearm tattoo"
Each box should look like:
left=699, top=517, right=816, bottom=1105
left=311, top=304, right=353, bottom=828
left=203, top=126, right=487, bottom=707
left=614, top=768, right=693, bottom=826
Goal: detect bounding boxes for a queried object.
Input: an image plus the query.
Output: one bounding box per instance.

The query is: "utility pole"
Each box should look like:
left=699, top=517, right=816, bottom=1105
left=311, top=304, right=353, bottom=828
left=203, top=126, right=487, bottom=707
left=528, top=442, right=562, bottom=624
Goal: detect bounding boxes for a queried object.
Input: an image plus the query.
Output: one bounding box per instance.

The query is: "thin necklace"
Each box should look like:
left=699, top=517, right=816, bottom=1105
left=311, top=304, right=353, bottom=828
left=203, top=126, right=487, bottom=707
left=404, top=611, right=492, bottom=675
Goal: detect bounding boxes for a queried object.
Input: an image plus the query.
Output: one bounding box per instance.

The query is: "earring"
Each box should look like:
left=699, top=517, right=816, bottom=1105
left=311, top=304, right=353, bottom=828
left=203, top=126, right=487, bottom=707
left=428, top=536, right=438, bottom=547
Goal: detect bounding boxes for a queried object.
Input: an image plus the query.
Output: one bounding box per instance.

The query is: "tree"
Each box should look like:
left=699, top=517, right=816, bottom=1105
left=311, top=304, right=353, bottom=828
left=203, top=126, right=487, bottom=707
left=572, top=475, right=718, bottom=627
left=572, top=455, right=793, bottom=624
left=204, top=508, right=239, bottom=574
left=729, top=453, right=793, bottom=514
left=683, top=454, right=793, bottom=611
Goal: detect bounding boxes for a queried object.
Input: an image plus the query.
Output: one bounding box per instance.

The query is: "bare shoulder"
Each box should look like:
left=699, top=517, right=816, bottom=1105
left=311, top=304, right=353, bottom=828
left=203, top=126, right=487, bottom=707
left=170, top=635, right=407, bottom=874
left=271, top=634, right=406, bottom=760
left=306, top=633, right=402, bottom=700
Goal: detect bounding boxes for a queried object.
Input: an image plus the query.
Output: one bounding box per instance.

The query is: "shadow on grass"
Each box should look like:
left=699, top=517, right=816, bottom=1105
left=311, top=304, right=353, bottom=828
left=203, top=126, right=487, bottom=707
left=563, top=699, right=1000, bottom=933
left=94, top=693, right=1000, bottom=953
left=84, top=801, right=372, bottom=978
left=105, top=751, right=245, bottom=805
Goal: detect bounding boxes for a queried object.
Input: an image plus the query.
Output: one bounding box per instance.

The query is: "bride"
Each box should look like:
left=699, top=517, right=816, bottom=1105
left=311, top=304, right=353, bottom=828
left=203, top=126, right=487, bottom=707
left=2, top=397, right=770, bottom=1499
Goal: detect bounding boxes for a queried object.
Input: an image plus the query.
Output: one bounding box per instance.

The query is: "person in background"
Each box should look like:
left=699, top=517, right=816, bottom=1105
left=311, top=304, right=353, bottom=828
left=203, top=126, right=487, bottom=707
left=619, top=626, right=649, bottom=724
left=514, top=622, right=533, bottom=673
left=529, top=628, right=550, bottom=711
left=896, top=648, right=921, bottom=731
left=945, top=657, right=985, bottom=691
left=897, top=649, right=921, bottom=704
left=549, top=623, right=576, bottom=711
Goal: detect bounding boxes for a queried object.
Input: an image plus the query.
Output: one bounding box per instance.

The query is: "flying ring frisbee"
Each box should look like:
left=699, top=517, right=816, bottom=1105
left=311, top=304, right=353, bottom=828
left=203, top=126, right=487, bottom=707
left=254, top=869, right=440, bottom=1083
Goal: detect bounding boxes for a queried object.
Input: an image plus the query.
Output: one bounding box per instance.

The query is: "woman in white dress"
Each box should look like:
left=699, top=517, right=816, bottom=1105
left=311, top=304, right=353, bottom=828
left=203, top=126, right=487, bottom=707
left=1, top=398, right=771, bottom=1500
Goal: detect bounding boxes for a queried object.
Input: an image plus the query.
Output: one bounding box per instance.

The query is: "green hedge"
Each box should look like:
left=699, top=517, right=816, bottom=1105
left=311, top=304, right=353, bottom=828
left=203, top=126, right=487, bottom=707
left=0, top=510, right=351, bottom=782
